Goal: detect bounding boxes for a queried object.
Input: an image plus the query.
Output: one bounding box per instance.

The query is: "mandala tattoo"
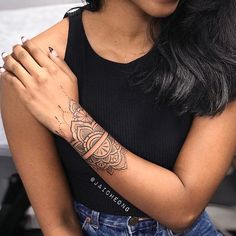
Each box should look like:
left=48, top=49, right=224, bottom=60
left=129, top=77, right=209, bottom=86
left=54, top=85, right=128, bottom=175
left=69, top=101, right=128, bottom=175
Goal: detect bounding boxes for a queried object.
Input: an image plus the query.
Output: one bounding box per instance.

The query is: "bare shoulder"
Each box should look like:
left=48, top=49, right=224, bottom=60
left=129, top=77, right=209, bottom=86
left=30, top=16, right=70, bottom=59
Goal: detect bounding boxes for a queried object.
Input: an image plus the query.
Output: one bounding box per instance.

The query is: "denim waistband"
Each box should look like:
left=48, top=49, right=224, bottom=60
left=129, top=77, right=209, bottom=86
left=73, top=201, right=224, bottom=236
left=73, top=200, right=165, bottom=232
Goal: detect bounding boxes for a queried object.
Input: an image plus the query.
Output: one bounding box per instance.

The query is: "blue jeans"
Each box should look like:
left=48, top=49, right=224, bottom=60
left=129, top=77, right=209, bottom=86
left=74, top=201, right=223, bottom=236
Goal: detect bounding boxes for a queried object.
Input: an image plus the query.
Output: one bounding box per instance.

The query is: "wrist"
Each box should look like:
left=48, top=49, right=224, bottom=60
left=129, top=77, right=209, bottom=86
left=62, top=104, right=94, bottom=144
left=57, top=103, right=82, bottom=142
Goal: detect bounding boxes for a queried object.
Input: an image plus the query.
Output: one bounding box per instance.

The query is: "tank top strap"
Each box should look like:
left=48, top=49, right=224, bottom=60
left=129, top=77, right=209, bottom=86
left=62, top=7, right=86, bottom=79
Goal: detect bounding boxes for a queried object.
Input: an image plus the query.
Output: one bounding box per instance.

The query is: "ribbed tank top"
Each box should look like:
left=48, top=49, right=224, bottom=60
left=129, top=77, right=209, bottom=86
left=52, top=7, right=194, bottom=217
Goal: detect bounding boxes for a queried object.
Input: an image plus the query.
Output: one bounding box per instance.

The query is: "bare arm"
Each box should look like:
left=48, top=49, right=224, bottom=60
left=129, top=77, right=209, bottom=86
left=0, top=20, right=82, bottom=236
left=60, top=98, right=236, bottom=232
left=1, top=16, right=235, bottom=233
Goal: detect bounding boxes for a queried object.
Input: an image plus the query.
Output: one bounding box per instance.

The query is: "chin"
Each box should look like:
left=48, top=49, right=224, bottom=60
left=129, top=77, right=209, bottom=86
left=132, top=0, right=180, bottom=18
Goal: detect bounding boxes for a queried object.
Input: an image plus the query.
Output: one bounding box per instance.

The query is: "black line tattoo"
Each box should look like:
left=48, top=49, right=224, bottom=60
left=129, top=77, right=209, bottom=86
left=54, top=85, right=128, bottom=175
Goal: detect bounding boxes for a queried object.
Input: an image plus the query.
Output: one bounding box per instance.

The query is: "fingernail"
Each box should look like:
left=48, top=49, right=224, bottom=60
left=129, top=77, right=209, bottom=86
left=0, top=67, right=6, bottom=73
left=49, top=46, right=58, bottom=57
left=21, top=36, right=28, bottom=43
left=1, top=52, right=8, bottom=59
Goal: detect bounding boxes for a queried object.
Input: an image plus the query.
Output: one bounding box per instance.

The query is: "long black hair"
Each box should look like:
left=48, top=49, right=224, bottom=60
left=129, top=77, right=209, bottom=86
left=83, top=0, right=236, bottom=117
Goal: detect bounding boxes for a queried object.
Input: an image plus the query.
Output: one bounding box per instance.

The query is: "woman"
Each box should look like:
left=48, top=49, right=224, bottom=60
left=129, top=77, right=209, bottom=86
left=0, top=0, right=236, bottom=235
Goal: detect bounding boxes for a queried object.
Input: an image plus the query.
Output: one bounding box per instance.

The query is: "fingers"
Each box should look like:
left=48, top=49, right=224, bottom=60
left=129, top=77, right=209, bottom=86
left=1, top=37, right=77, bottom=92
left=1, top=52, right=32, bottom=87
left=0, top=67, right=27, bottom=102
left=21, top=37, right=57, bottom=70
left=11, top=42, right=42, bottom=77
left=48, top=47, right=77, bottom=81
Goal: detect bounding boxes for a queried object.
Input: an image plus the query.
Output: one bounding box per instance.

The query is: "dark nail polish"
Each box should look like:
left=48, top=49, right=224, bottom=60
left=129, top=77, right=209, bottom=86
left=48, top=46, right=58, bottom=57
left=49, top=46, right=53, bottom=53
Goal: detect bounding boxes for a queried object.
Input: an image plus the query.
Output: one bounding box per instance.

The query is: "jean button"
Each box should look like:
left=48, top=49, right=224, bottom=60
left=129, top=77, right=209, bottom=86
left=128, top=216, right=139, bottom=226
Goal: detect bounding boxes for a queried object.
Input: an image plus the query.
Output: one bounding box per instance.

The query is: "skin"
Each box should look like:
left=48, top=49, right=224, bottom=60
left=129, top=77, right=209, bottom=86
left=0, top=0, right=235, bottom=234
left=130, top=0, right=181, bottom=17
left=0, top=20, right=82, bottom=236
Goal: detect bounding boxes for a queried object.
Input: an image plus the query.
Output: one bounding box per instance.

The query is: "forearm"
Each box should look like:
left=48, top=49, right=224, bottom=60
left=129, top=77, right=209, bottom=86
left=59, top=101, right=192, bottom=231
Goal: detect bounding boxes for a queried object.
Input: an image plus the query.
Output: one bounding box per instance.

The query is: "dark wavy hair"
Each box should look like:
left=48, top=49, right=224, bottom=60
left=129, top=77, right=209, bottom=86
left=83, top=0, right=236, bottom=117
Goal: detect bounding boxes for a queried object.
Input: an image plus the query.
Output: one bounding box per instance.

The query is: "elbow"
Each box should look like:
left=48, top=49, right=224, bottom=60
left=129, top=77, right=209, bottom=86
left=154, top=210, right=201, bottom=234
left=168, top=213, right=198, bottom=233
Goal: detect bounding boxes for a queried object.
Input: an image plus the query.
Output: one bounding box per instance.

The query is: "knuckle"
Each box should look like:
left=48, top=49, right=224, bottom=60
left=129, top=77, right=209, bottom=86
left=40, top=78, right=48, bottom=85
left=18, top=50, right=27, bottom=60
left=35, top=73, right=47, bottom=85
left=34, top=72, right=43, bottom=81
left=11, top=63, right=19, bottom=74
left=47, top=66, right=58, bottom=74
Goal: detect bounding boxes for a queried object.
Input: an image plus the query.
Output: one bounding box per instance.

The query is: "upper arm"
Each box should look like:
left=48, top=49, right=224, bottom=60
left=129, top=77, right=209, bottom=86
left=174, top=100, right=236, bottom=217
left=0, top=17, right=77, bottom=234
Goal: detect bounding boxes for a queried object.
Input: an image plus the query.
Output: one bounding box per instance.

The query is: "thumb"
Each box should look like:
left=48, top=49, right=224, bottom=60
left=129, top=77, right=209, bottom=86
left=48, top=46, right=77, bottom=81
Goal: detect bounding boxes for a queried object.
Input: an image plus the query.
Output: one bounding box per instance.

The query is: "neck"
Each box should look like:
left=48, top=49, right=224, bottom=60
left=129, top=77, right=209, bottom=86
left=98, top=0, right=153, bottom=38
left=83, top=0, right=156, bottom=50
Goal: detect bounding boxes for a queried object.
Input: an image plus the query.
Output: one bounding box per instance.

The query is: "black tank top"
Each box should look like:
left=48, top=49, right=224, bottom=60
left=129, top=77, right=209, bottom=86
left=52, top=7, right=194, bottom=217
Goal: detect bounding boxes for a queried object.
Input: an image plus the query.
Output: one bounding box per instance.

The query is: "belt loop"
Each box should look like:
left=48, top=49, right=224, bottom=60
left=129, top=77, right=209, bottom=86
left=156, top=220, right=163, bottom=232
left=90, top=210, right=100, bottom=229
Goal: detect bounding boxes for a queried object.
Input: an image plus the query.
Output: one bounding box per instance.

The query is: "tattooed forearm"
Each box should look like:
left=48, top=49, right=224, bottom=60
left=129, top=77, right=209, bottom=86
left=54, top=89, right=128, bottom=175
left=69, top=101, right=128, bottom=175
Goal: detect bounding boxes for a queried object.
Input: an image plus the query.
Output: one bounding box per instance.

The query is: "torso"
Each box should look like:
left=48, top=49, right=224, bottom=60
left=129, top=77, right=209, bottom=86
left=51, top=8, right=194, bottom=217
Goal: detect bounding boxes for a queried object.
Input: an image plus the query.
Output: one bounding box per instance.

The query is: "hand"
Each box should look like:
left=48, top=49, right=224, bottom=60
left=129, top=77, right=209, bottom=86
left=0, top=36, right=78, bottom=138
